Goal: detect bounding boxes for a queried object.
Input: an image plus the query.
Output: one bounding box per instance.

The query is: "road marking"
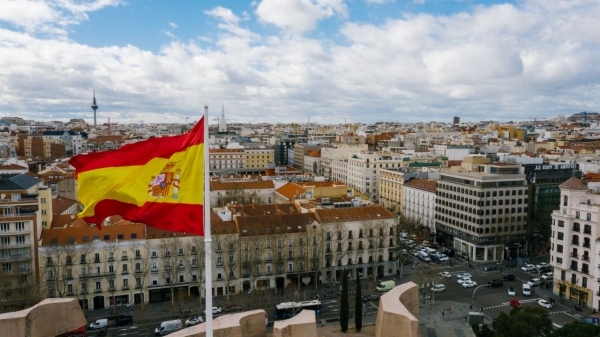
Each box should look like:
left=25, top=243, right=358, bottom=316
left=552, top=323, right=562, bottom=328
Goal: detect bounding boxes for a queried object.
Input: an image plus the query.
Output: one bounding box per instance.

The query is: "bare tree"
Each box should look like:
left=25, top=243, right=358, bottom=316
left=183, top=236, right=204, bottom=305
left=159, top=237, right=182, bottom=307
left=103, top=241, right=121, bottom=314
left=361, top=220, right=390, bottom=282
left=327, top=222, right=350, bottom=287
left=129, top=241, right=152, bottom=311
left=306, top=223, right=324, bottom=290
left=272, top=232, right=292, bottom=295
left=41, top=243, right=78, bottom=298
left=212, top=234, right=237, bottom=301
left=73, top=242, right=95, bottom=310
left=217, top=189, right=265, bottom=207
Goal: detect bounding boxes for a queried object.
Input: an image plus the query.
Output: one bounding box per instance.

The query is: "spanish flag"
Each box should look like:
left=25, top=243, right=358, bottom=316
left=69, top=118, right=205, bottom=235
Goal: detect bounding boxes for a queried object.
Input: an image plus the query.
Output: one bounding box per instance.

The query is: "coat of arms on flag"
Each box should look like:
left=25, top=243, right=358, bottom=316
left=148, top=162, right=181, bottom=199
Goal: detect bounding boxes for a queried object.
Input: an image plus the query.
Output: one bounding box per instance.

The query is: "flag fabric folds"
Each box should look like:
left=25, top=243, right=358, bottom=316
left=69, top=118, right=205, bottom=235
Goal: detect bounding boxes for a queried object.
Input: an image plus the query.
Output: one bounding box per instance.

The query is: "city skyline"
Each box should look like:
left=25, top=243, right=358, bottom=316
left=0, top=0, right=599, bottom=125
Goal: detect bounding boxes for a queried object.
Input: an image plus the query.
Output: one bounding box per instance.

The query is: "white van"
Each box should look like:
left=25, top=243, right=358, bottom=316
left=424, top=247, right=437, bottom=255
left=155, top=319, right=182, bottom=336
left=522, top=283, right=531, bottom=296
left=418, top=251, right=430, bottom=262
left=89, top=318, right=108, bottom=330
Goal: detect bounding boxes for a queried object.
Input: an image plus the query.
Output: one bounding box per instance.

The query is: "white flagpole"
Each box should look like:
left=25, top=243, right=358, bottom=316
left=203, top=105, right=214, bottom=337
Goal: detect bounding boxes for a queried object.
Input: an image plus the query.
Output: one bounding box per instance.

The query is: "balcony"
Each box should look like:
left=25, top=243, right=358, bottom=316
left=122, top=286, right=129, bottom=291
left=582, top=268, right=590, bottom=274
left=0, top=212, right=36, bottom=218
left=108, top=287, right=116, bottom=292
left=94, top=289, right=102, bottom=293
left=121, top=270, right=129, bottom=275
left=572, top=227, right=580, bottom=232
left=135, top=255, right=142, bottom=260
left=108, top=257, right=115, bottom=262
left=571, top=253, right=578, bottom=258
left=570, top=266, right=578, bottom=271
left=571, top=241, right=579, bottom=246
left=151, top=268, right=159, bottom=273
left=121, top=257, right=128, bottom=261
left=584, top=243, right=591, bottom=248
left=191, top=264, right=198, bottom=269
left=135, top=269, right=142, bottom=274
left=583, top=256, right=590, bottom=261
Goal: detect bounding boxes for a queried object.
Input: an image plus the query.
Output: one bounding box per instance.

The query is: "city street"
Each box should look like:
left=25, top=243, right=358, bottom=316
left=82, top=258, right=592, bottom=336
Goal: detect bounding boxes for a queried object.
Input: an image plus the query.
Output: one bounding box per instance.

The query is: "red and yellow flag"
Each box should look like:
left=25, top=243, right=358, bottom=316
left=69, top=118, right=205, bottom=235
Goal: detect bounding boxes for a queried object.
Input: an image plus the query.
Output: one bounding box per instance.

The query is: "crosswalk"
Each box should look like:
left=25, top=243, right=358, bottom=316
left=483, top=298, right=542, bottom=310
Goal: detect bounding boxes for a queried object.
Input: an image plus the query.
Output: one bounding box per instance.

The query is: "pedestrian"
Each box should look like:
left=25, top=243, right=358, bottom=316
left=442, top=310, right=445, bottom=317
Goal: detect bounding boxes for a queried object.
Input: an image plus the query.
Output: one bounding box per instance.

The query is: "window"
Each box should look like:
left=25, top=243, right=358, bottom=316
left=288, top=238, right=293, bottom=247
left=95, top=281, right=101, bottom=290
left=587, top=213, right=592, bottom=221
left=123, top=279, right=129, bottom=288
left=41, top=198, right=46, bottom=204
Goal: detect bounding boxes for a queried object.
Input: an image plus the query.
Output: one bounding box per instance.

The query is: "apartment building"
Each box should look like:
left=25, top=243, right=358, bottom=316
left=209, top=179, right=275, bottom=207
left=0, top=174, right=48, bottom=312
left=303, top=150, right=321, bottom=174
left=331, top=159, right=348, bottom=184
left=347, top=152, right=406, bottom=202
left=321, top=144, right=368, bottom=180
left=403, top=178, right=437, bottom=235
left=42, top=130, right=87, bottom=156
left=314, top=205, right=397, bottom=283
left=292, top=143, right=321, bottom=171
left=209, top=149, right=245, bottom=171
left=550, top=177, right=596, bottom=309
left=378, top=169, right=430, bottom=215
left=244, top=148, right=274, bottom=169
left=435, top=163, right=528, bottom=262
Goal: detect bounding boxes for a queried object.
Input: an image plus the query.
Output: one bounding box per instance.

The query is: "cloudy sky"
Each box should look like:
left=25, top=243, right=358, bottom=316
left=0, top=0, right=599, bottom=125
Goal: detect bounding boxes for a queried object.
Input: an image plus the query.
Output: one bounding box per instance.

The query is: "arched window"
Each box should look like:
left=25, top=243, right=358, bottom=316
left=563, top=195, right=568, bottom=207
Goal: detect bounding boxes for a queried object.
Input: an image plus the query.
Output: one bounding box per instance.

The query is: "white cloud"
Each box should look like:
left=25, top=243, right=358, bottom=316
left=204, top=6, right=241, bottom=24
left=255, top=0, right=347, bottom=34
left=169, top=22, right=178, bottom=29
left=1, top=0, right=600, bottom=124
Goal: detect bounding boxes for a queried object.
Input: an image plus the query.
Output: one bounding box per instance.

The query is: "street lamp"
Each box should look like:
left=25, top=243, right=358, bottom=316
left=472, top=284, right=486, bottom=311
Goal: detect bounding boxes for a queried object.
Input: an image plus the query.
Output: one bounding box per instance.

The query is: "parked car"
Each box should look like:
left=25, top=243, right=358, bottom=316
left=510, top=299, right=522, bottom=309
left=90, top=319, right=108, bottom=330
left=204, top=307, right=222, bottom=315
left=503, top=274, right=516, bottom=281
left=456, top=273, right=472, bottom=279
left=541, top=272, right=554, bottom=280
left=462, top=280, right=477, bottom=288
left=508, top=287, right=515, bottom=296
left=538, top=299, right=553, bottom=309
left=439, top=271, right=452, bottom=278
left=487, top=279, right=503, bottom=288
left=536, top=263, right=549, bottom=270
left=185, top=316, right=204, bottom=326
left=437, top=254, right=449, bottom=262
left=521, top=264, right=536, bottom=272
left=363, top=294, right=379, bottom=302
left=114, top=316, right=133, bottom=326
left=431, top=284, right=446, bottom=292
left=527, top=278, right=541, bottom=287
left=457, top=277, right=472, bottom=285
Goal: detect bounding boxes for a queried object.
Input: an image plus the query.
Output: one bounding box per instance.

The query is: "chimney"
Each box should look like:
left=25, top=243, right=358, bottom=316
left=276, top=203, right=279, bottom=212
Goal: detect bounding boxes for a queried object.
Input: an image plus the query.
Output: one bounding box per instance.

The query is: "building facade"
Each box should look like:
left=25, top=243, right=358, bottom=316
left=435, top=164, right=528, bottom=262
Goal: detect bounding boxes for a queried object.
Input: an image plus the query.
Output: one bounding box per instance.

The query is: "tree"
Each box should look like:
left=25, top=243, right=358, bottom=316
left=159, top=237, right=182, bottom=307
left=340, top=269, right=349, bottom=332
left=130, top=241, right=152, bottom=311
left=361, top=220, right=390, bottom=282
left=328, top=223, right=349, bottom=286
left=395, top=239, right=413, bottom=280
left=103, top=240, right=121, bottom=314
left=492, top=307, right=553, bottom=337
left=355, top=274, right=362, bottom=331
left=548, top=321, right=600, bottom=337
left=472, top=324, right=494, bottom=337
left=216, top=189, right=265, bottom=207
left=558, top=283, right=566, bottom=303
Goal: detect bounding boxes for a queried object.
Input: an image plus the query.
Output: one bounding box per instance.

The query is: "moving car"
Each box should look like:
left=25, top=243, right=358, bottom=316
left=439, top=271, right=452, bottom=278
left=541, top=272, right=554, bottom=280
left=487, top=279, right=503, bottom=288
left=462, top=280, right=477, bottom=288
left=521, top=264, right=536, bottom=272
left=457, top=277, right=472, bottom=285
left=522, top=284, right=531, bottom=296
left=507, top=287, right=515, bottom=296
left=431, top=284, right=446, bottom=292
left=363, top=294, right=379, bottom=302
left=204, top=307, right=222, bottom=315
left=376, top=280, right=396, bottom=293
left=185, top=316, right=203, bottom=326
left=155, top=319, right=182, bottom=336
left=114, top=316, right=133, bottom=326
left=503, top=274, right=516, bottom=281
left=90, top=319, right=108, bottom=330
left=456, top=273, right=472, bottom=279
left=527, top=278, right=541, bottom=287
left=510, top=299, right=522, bottom=309
left=538, top=299, right=553, bottom=309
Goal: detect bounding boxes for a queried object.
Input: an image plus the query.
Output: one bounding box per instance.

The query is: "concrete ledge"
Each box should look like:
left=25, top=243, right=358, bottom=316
left=273, top=310, right=317, bottom=337
left=0, top=298, right=87, bottom=337
left=375, top=282, right=421, bottom=337
left=170, top=309, right=267, bottom=337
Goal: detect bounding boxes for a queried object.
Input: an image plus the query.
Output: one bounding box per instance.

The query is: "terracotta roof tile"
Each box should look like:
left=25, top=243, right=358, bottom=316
left=404, top=178, right=437, bottom=193
left=314, top=205, right=396, bottom=223
left=275, top=182, right=306, bottom=200
left=211, top=180, right=275, bottom=191
left=560, top=177, right=587, bottom=190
